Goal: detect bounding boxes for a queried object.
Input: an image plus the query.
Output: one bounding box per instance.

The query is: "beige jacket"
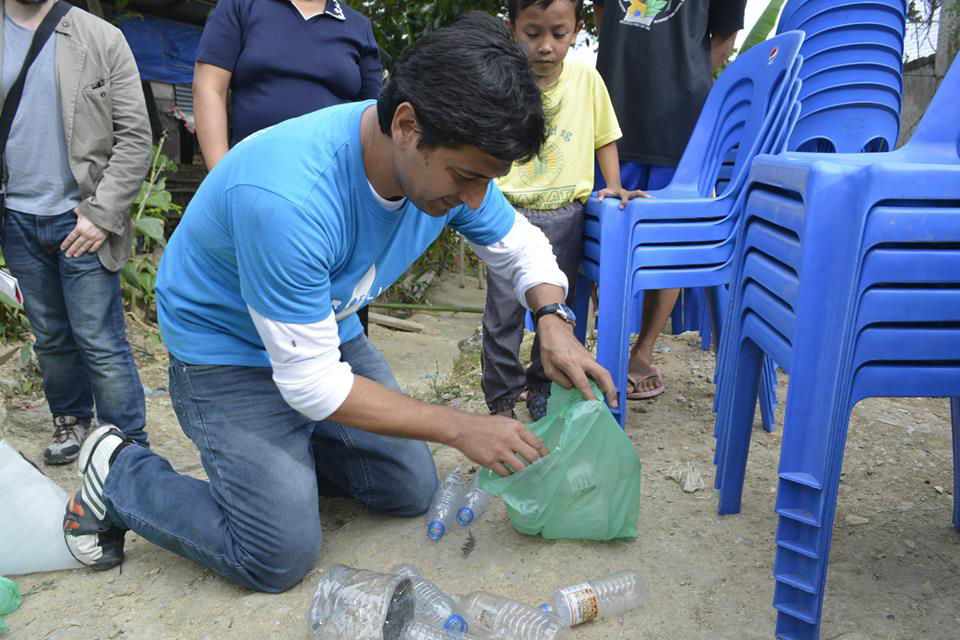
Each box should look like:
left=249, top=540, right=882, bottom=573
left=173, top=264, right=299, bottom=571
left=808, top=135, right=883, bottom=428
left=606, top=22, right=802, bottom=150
left=0, top=3, right=151, bottom=271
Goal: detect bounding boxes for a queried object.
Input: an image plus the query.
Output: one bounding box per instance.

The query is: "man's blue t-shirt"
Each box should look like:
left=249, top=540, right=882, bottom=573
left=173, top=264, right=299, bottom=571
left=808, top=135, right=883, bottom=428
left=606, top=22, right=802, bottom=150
left=156, top=100, right=515, bottom=367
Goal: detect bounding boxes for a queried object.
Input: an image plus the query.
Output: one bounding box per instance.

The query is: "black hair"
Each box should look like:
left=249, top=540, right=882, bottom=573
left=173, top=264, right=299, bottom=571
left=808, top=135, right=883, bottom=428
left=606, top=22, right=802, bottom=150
left=377, top=11, right=546, bottom=164
left=506, top=0, right=585, bottom=24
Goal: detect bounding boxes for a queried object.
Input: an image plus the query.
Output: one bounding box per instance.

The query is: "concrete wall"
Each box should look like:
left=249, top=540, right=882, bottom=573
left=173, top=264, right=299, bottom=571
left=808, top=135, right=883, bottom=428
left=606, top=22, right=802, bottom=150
left=898, top=2, right=959, bottom=146
left=898, top=56, right=939, bottom=145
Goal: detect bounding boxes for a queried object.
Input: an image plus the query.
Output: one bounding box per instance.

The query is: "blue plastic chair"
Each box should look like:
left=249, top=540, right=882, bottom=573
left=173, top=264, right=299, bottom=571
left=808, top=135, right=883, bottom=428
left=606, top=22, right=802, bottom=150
left=575, top=32, right=804, bottom=426
left=782, top=1, right=906, bottom=153
left=713, top=52, right=960, bottom=640
left=778, top=0, right=905, bottom=34
left=781, top=4, right=906, bottom=36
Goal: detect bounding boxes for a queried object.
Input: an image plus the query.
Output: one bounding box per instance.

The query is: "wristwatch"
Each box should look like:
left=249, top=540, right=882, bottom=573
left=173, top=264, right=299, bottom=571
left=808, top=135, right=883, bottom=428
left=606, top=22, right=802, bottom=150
left=534, top=303, right=576, bottom=328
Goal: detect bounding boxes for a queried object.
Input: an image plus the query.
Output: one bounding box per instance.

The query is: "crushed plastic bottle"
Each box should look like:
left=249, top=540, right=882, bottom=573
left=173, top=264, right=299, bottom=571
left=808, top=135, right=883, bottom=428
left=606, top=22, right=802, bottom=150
left=307, top=564, right=414, bottom=640
left=392, top=564, right=469, bottom=633
left=401, top=620, right=479, bottom=640
left=456, top=475, right=491, bottom=526
left=427, top=468, right=464, bottom=541
left=460, top=591, right=569, bottom=640
left=548, top=570, right=644, bottom=626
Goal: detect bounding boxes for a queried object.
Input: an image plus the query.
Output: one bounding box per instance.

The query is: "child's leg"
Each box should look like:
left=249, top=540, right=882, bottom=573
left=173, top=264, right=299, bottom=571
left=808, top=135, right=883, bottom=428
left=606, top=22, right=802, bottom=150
left=481, top=261, right=529, bottom=415
left=525, top=202, right=585, bottom=395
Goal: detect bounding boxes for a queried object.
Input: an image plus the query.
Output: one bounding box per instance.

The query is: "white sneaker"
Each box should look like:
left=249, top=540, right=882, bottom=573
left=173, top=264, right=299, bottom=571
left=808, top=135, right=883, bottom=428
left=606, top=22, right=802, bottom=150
left=63, top=425, right=130, bottom=570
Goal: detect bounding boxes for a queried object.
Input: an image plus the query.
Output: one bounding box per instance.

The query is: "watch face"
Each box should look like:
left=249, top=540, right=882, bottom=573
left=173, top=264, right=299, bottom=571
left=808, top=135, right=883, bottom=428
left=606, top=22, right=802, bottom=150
left=558, top=304, right=576, bottom=324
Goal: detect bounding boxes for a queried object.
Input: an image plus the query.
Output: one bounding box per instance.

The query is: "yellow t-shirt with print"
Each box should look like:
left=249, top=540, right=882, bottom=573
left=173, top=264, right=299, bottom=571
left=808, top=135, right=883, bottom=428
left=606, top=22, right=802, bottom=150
left=497, top=60, right=622, bottom=210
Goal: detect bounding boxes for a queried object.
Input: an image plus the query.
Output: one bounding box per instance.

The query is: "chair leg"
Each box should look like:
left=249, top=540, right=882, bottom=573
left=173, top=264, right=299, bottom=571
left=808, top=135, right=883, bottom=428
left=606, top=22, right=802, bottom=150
left=596, top=270, right=632, bottom=429
left=772, top=399, right=854, bottom=640
left=952, top=397, right=959, bottom=532
left=759, top=356, right=779, bottom=433
left=715, top=337, right=764, bottom=514
left=572, top=271, right=591, bottom=345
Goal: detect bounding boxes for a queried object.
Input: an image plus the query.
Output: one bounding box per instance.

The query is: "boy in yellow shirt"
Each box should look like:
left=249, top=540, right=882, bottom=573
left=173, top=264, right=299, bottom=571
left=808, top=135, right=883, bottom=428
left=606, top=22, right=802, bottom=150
left=482, top=0, right=648, bottom=420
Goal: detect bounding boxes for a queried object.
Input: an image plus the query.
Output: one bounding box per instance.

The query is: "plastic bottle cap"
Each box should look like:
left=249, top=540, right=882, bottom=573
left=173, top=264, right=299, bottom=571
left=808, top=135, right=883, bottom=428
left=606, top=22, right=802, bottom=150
left=444, top=614, right=468, bottom=632
left=427, top=520, right=446, bottom=541
left=456, top=507, right=475, bottom=526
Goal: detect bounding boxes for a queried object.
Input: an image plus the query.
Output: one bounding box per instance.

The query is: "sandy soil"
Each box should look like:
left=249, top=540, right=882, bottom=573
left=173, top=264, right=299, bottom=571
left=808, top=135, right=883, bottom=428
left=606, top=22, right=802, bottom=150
left=1, top=272, right=958, bottom=640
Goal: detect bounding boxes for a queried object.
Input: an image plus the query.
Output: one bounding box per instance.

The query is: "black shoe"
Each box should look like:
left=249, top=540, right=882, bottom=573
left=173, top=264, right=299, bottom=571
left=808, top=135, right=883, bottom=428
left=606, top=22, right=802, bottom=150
left=63, top=425, right=130, bottom=570
left=526, top=392, right=549, bottom=422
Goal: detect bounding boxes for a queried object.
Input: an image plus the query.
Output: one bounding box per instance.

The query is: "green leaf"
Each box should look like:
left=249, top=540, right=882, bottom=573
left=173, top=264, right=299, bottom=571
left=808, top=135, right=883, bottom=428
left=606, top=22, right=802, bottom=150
left=121, top=263, right=148, bottom=292
left=738, top=0, right=788, bottom=57
left=0, top=291, right=22, bottom=310
left=135, top=217, right=166, bottom=244
left=21, top=379, right=33, bottom=393
left=19, top=342, right=31, bottom=365
left=143, top=188, right=173, bottom=213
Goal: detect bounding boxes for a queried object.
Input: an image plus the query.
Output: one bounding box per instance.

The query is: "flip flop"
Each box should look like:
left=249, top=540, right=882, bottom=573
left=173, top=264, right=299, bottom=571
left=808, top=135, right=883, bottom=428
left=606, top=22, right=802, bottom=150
left=626, top=369, right=665, bottom=400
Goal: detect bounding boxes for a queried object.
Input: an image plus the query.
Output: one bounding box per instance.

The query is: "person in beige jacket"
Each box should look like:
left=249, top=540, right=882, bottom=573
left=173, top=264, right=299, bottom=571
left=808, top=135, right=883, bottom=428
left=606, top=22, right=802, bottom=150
left=1, top=0, right=150, bottom=463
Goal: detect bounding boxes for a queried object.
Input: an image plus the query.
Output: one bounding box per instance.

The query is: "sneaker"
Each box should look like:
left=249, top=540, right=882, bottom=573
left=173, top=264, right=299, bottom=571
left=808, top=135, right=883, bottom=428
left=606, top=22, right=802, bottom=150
left=63, top=425, right=130, bottom=570
left=44, top=416, right=91, bottom=465
left=526, top=392, right=549, bottom=422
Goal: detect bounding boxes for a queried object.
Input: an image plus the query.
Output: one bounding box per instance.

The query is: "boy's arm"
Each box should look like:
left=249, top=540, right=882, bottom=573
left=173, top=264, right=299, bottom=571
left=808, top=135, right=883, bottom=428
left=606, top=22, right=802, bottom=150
left=595, top=142, right=652, bottom=208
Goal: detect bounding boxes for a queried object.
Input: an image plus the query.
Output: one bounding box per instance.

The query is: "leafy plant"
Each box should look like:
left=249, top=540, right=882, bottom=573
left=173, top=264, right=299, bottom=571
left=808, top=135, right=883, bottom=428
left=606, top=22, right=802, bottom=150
left=121, top=138, right=181, bottom=321
left=737, top=0, right=787, bottom=56
left=359, top=0, right=598, bottom=71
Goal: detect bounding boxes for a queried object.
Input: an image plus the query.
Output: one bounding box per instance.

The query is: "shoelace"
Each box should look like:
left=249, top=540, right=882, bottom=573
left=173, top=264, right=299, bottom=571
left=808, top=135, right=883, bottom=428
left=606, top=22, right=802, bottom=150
left=51, top=420, right=78, bottom=443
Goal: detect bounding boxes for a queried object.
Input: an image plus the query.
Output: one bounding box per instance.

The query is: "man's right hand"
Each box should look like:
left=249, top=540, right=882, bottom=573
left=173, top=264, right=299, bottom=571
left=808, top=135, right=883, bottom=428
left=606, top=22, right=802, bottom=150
left=447, top=413, right=549, bottom=477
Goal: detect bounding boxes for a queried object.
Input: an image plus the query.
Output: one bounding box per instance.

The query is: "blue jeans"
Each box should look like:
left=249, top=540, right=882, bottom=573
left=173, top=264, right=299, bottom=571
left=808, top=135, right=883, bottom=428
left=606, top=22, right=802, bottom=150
left=1, top=209, right=147, bottom=444
left=103, top=333, right=438, bottom=592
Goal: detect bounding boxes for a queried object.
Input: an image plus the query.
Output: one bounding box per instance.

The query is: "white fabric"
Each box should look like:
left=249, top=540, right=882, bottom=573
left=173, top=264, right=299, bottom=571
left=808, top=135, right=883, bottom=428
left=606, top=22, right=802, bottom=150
left=248, top=306, right=354, bottom=420
left=368, top=180, right=406, bottom=210
left=470, top=211, right=568, bottom=309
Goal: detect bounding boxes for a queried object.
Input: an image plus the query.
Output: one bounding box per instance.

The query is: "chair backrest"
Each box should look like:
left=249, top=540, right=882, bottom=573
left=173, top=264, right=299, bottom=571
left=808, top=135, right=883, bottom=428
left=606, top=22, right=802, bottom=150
left=903, top=52, right=960, bottom=160
left=778, top=0, right=906, bottom=34
left=668, top=31, right=804, bottom=198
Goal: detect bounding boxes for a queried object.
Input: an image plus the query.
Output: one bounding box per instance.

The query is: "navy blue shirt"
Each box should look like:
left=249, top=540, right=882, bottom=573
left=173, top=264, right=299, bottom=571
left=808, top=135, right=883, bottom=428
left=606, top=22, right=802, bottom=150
left=197, top=0, right=382, bottom=145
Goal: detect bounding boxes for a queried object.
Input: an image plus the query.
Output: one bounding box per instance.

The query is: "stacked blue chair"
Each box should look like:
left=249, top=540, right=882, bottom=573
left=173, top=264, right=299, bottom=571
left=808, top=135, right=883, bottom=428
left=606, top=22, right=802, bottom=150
left=712, top=53, right=960, bottom=640
left=573, top=32, right=805, bottom=426
left=778, top=0, right=906, bottom=152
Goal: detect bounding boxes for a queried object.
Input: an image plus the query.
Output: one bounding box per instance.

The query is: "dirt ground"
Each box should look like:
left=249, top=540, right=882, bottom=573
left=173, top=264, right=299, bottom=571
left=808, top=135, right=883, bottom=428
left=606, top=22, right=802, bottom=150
left=1, top=272, right=958, bottom=640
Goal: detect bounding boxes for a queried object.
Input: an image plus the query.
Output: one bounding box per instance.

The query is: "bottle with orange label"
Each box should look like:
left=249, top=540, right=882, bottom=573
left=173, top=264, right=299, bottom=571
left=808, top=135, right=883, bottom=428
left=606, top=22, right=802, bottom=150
left=543, top=570, right=644, bottom=626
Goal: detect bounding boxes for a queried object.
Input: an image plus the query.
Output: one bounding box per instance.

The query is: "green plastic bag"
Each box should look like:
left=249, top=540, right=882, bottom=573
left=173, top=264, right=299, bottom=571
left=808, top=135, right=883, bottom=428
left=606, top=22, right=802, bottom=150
left=0, top=577, right=22, bottom=635
left=478, top=383, right=642, bottom=540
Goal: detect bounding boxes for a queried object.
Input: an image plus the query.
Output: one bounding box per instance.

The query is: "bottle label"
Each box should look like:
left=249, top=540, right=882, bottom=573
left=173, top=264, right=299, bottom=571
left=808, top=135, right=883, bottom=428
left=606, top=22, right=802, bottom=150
left=558, top=582, right=599, bottom=625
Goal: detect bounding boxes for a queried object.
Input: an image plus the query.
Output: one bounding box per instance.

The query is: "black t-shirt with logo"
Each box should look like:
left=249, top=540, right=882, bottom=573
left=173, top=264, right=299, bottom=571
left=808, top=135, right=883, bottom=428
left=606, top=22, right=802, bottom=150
left=595, top=0, right=747, bottom=167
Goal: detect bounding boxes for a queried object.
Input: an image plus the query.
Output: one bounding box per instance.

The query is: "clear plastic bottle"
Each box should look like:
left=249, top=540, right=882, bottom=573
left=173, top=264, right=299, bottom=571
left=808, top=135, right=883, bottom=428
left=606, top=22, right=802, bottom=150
left=456, top=475, right=491, bottom=527
left=392, top=564, right=469, bottom=633
left=427, top=468, right=464, bottom=541
left=548, top=570, right=644, bottom=626
left=401, top=620, right=478, bottom=640
left=460, top=591, right=570, bottom=640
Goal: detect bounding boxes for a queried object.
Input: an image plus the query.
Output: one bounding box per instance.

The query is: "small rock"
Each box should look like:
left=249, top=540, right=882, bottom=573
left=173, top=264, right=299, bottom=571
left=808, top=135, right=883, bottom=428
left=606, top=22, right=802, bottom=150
left=675, top=393, right=686, bottom=403
left=845, top=514, right=870, bottom=526
left=655, top=345, right=672, bottom=354
left=903, top=539, right=916, bottom=550
left=934, top=485, right=945, bottom=495
left=920, top=581, right=935, bottom=597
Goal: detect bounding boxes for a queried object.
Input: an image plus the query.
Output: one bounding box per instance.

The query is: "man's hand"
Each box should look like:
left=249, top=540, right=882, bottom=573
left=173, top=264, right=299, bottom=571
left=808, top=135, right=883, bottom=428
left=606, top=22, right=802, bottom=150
left=448, top=413, right=550, bottom=477
left=597, top=186, right=653, bottom=209
left=536, top=314, right=618, bottom=408
left=61, top=212, right=108, bottom=257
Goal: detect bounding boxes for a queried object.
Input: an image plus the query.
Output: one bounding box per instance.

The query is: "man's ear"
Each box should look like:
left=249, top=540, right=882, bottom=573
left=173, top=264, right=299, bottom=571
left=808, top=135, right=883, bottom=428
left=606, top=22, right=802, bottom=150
left=573, top=19, right=584, bottom=38
left=391, top=102, right=420, bottom=149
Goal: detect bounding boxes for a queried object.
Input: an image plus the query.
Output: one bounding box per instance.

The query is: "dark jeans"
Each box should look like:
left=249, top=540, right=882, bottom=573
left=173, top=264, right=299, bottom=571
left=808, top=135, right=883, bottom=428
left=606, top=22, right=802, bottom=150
left=103, top=333, right=438, bottom=592
left=481, top=201, right=584, bottom=413
left=1, top=209, right=147, bottom=444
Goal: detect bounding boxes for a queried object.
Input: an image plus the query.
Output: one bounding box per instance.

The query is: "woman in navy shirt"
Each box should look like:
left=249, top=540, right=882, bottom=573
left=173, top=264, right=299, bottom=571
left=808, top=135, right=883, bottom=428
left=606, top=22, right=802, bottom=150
left=193, top=0, right=382, bottom=170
